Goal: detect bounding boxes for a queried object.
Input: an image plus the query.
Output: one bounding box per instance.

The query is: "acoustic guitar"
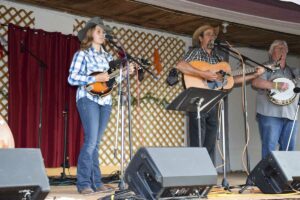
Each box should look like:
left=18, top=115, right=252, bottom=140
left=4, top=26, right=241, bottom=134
left=184, top=61, right=256, bottom=90
left=0, top=115, right=15, bottom=148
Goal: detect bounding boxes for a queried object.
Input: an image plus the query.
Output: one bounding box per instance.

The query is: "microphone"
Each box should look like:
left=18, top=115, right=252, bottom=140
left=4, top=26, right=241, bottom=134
left=213, top=39, right=228, bottom=46
left=105, top=34, right=123, bottom=51
left=140, top=58, right=150, bottom=66
left=293, top=87, right=300, bottom=93
left=108, top=59, right=123, bottom=69
left=207, top=39, right=215, bottom=49
left=208, top=39, right=226, bottom=49
left=274, top=56, right=282, bottom=69
left=105, top=34, right=115, bottom=41
left=265, top=56, right=282, bottom=71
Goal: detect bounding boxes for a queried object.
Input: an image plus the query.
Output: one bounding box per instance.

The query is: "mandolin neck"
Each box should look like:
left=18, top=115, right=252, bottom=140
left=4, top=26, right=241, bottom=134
left=109, top=69, right=121, bottom=79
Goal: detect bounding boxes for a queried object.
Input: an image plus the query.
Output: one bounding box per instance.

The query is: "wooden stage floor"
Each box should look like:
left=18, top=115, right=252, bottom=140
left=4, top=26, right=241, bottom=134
left=46, top=172, right=300, bottom=200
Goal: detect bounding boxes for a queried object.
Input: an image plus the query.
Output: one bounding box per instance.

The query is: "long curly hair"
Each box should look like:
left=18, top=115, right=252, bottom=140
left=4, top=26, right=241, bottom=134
left=80, top=25, right=96, bottom=50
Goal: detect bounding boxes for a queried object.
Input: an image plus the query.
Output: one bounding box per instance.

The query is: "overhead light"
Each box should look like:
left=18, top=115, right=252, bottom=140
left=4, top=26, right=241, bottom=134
left=279, top=0, right=300, bottom=5
left=222, top=22, right=229, bottom=34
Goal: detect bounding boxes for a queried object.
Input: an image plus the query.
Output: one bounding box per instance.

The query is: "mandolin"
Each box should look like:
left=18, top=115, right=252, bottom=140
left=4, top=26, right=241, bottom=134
left=85, top=62, right=138, bottom=97
left=85, top=68, right=122, bottom=97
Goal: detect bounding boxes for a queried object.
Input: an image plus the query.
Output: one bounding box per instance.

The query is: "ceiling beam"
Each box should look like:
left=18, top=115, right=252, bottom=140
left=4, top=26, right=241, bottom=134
left=136, top=0, right=300, bottom=35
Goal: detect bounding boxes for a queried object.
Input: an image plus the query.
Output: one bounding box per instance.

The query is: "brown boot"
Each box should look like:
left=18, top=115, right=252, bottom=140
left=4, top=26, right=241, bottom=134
left=96, top=185, right=113, bottom=193
left=79, top=187, right=94, bottom=194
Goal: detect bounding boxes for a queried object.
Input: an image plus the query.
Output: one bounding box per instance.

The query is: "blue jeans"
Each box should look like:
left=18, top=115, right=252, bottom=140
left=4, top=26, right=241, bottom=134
left=76, top=97, right=112, bottom=192
left=256, top=113, right=298, bottom=159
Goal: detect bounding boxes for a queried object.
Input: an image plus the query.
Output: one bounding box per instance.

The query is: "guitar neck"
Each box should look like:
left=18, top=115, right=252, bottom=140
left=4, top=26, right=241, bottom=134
left=231, top=68, right=256, bottom=76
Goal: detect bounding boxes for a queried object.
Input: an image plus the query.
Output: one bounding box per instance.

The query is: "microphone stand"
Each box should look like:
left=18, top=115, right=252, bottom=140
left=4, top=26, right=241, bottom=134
left=107, top=38, right=158, bottom=193
left=286, top=93, right=300, bottom=151
left=106, top=38, right=158, bottom=80
left=216, top=42, right=273, bottom=72
left=49, top=103, right=76, bottom=185
left=21, top=41, right=46, bottom=149
left=215, top=42, right=272, bottom=193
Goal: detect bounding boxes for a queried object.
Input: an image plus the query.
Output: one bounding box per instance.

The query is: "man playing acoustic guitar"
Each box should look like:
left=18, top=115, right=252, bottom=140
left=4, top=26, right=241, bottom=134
left=176, top=24, right=264, bottom=163
left=252, top=40, right=299, bottom=159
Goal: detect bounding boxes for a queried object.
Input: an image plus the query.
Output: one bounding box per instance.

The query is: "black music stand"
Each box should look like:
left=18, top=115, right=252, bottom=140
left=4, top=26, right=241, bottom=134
left=167, top=87, right=228, bottom=143
left=167, top=87, right=230, bottom=189
left=167, top=87, right=228, bottom=113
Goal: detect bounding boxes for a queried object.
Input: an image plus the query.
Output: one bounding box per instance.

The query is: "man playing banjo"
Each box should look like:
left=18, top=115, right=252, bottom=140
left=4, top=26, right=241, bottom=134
left=252, top=40, right=299, bottom=159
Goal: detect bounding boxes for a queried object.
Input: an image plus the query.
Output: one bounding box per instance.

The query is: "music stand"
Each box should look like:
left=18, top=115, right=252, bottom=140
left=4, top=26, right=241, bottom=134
left=167, top=87, right=228, bottom=113
left=167, top=87, right=228, bottom=147
left=167, top=87, right=230, bottom=189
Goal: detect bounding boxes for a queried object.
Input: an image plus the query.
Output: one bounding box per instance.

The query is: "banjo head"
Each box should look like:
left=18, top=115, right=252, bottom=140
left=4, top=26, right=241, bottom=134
left=268, top=78, right=296, bottom=106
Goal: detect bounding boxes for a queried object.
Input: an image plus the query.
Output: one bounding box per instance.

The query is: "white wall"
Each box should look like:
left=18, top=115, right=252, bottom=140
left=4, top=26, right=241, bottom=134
left=2, top=0, right=300, bottom=171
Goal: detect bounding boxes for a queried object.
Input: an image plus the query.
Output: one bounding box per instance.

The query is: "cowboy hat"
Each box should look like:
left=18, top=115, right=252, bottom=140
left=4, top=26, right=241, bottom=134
left=77, top=17, right=111, bottom=42
left=192, top=24, right=219, bottom=46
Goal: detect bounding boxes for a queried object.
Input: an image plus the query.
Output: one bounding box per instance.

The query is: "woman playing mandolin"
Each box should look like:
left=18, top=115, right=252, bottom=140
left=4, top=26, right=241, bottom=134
left=68, top=17, right=134, bottom=194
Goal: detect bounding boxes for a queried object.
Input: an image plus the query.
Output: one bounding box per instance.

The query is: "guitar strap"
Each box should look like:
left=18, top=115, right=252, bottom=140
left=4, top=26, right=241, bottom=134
left=214, top=51, right=223, bottom=62
left=286, top=65, right=296, bottom=79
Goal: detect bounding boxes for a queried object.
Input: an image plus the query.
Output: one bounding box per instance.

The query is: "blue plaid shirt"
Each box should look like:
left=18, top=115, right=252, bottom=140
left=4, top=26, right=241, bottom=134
left=68, top=47, right=114, bottom=105
left=183, top=47, right=221, bottom=64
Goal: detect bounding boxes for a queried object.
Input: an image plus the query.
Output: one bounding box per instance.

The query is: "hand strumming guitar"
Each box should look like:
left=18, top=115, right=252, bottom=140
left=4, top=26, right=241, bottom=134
left=202, top=70, right=219, bottom=81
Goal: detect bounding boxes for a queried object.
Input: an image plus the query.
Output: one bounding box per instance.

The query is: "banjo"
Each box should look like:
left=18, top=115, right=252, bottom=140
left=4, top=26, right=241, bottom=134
left=267, top=77, right=300, bottom=105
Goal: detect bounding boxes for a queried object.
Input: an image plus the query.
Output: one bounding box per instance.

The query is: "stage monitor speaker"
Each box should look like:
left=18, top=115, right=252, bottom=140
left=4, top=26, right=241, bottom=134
left=125, top=147, right=217, bottom=200
left=0, top=148, right=50, bottom=200
left=248, top=151, right=300, bottom=194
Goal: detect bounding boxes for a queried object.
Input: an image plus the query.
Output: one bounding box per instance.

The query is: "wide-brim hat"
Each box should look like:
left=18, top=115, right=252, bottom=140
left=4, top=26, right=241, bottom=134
left=192, top=25, right=219, bottom=46
left=77, top=17, right=111, bottom=42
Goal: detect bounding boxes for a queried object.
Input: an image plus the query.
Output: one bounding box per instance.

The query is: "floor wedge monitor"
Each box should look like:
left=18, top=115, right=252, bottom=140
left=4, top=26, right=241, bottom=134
left=125, top=147, right=217, bottom=199
left=248, top=151, right=300, bottom=194
left=0, top=148, right=50, bottom=200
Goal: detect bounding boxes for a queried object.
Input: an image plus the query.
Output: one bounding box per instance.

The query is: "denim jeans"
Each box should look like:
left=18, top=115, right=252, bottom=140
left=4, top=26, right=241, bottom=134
left=256, top=113, right=298, bottom=159
left=188, top=107, right=218, bottom=162
left=76, top=97, right=112, bottom=192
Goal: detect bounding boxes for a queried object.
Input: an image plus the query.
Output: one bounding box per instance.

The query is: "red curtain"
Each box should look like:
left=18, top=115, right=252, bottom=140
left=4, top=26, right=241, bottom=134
left=8, top=24, right=83, bottom=167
